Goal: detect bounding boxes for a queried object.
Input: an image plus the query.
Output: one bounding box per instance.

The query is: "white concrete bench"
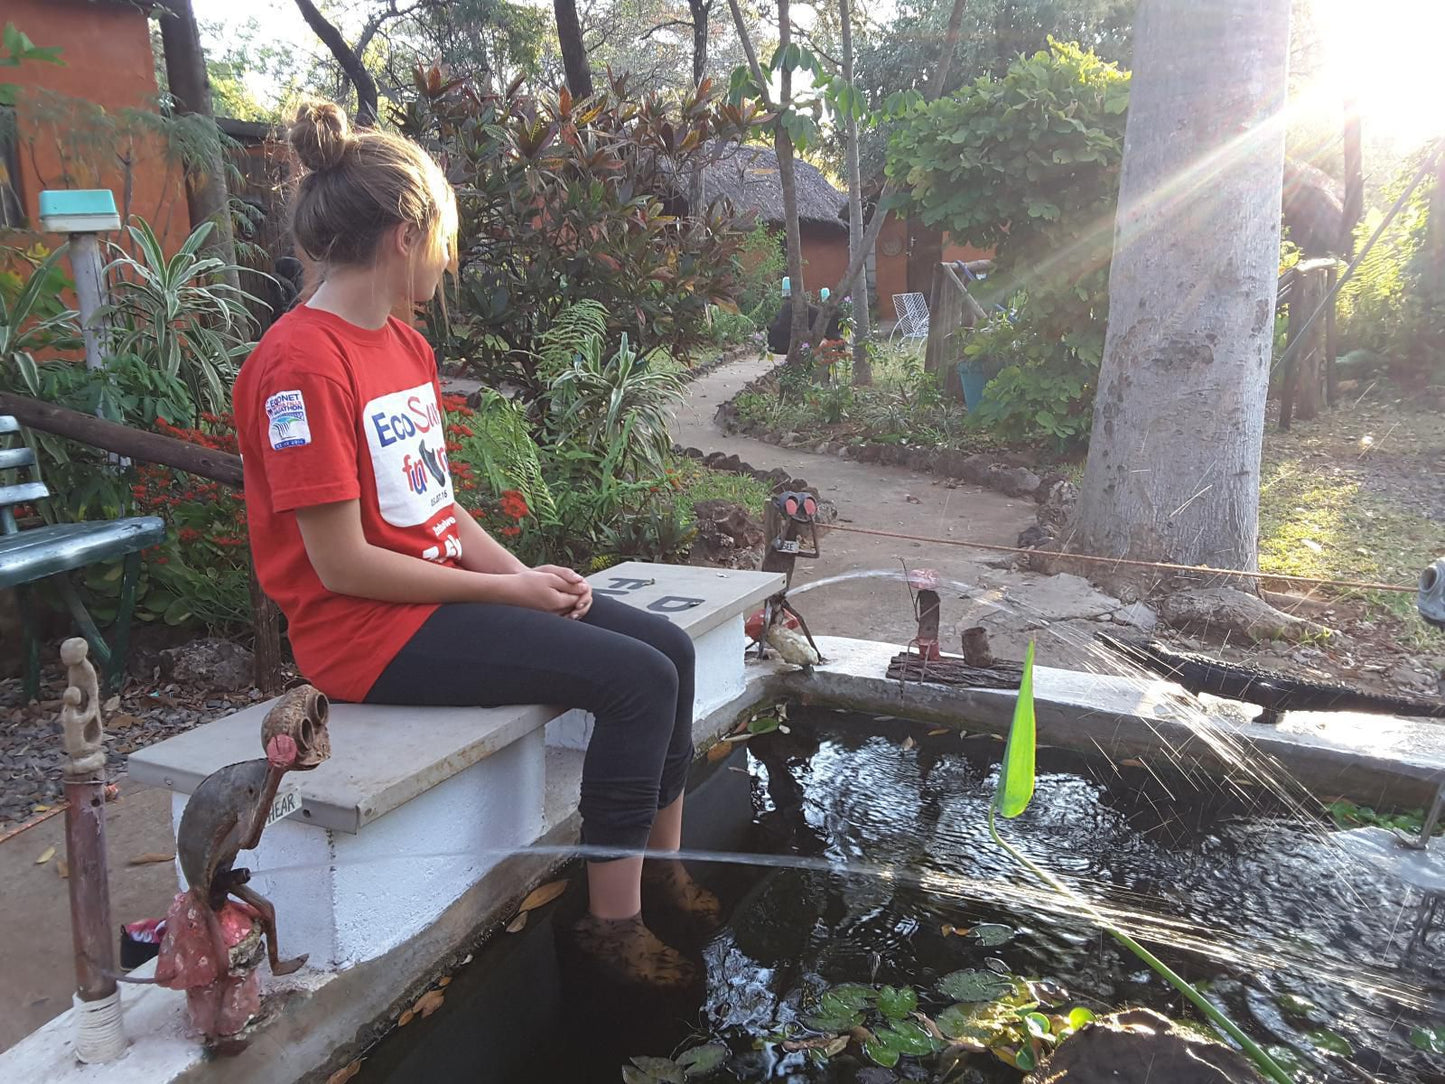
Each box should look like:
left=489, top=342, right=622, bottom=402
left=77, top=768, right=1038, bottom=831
left=129, top=562, right=782, bottom=969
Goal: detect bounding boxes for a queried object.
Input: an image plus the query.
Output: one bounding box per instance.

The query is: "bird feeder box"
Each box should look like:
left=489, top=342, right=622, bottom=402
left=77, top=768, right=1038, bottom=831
left=38, top=189, right=121, bottom=234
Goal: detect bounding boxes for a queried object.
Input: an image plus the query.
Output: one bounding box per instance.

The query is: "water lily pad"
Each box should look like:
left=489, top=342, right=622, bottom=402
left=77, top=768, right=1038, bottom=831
left=628, top=1056, right=685, bottom=1083
left=747, top=714, right=782, bottom=735
left=937, top=969, right=1014, bottom=1002
left=1023, top=1012, right=1052, bottom=1040
left=863, top=1039, right=900, bottom=1067
left=676, top=1043, right=728, bottom=1076
left=1306, top=1029, right=1353, bottom=1057
left=825, top=983, right=878, bottom=1009
left=876, top=985, right=918, bottom=1020
left=803, top=1008, right=864, bottom=1033
left=969, top=923, right=1014, bottom=947
left=1411, top=1025, right=1445, bottom=1053
left=1067, top=1007, right=1096, bottom=1031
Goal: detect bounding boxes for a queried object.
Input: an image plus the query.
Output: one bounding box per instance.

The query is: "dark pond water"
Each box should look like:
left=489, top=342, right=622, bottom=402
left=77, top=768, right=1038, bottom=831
left=355, top=709, right=1445, bottom=1084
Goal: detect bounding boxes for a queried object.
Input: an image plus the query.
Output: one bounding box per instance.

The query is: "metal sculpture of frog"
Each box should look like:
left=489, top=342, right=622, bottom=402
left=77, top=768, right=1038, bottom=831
left=155, top=686, right=330, bottom=1043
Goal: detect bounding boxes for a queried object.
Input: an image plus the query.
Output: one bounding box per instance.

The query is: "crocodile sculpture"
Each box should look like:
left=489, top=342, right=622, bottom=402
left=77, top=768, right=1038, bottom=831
left=1096, top=633, right=1445, bottom=725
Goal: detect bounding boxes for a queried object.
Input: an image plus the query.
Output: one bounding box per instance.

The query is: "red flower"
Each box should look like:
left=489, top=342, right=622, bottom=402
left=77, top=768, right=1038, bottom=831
left=499, top=490, right=529, bottom=519
left=499, top=525, right=521, bottom=537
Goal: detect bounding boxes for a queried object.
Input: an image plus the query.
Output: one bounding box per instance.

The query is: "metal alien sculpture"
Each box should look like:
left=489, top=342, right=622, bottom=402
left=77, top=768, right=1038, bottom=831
left=154, top=685, right=330, bottom=1044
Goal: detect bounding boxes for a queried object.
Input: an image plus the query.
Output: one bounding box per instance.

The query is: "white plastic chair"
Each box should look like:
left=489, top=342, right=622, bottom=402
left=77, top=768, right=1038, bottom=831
left=889, top=292, right=930, bottom=346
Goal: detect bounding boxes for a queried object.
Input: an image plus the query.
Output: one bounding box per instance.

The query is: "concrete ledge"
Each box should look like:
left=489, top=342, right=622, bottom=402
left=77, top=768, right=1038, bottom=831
left=128, top=563, right=783, bottom=833
left=772, top=636, right=1445, bottom=807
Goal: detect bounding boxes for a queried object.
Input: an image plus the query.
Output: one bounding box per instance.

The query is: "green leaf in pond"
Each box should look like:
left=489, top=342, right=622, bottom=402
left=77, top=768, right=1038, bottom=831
left=938, top=969, right=1015, bottom=1003
left=1411, top=1025, right=1445, bottom=1053
left=824, top=983, right=877, bottom=1008
left=629, top=1056, right=685, bottom=1083
left=747, top=714, right=781, bottom=735
left=676, top=1042, right=728, bottom=1076
left=804, top=1008, right=864, bottom=1033
left=934, top=1004, right=983, bottom=1042
left=1067, top=1007, right=1096, bottom=1030
left=621, top=1067, right=655, bottom=1084
left=875, top=1020, right=937, bottom=1056
left=1014, top=1045, right=1037, bottom=1071
left=969, top=923, right=1014, bottom=947
left=1276, top=993, right=1321, bottom=1021
left=1306, top=1029, right=1353, bottom=1057
left=1023, top=1012, right=1052, bottom=1040
left=995, top=641, right=1036, bottom=818
left=876, top=985, right=918, bottom=1020
left=1263, top=1045, right=1306, bottom=1076
left=864, top=1039, right=900, bottom=1067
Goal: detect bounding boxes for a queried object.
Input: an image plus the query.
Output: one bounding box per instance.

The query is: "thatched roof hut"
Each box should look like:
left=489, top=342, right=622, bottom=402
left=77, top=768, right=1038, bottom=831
left=687, top=143, right=849, bottom=232
left=1283, top=159, right=1346, bottom=257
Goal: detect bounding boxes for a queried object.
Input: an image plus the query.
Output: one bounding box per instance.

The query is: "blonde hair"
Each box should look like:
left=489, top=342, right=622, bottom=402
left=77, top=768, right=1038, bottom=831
left=287, top=101, right=457, bottom=270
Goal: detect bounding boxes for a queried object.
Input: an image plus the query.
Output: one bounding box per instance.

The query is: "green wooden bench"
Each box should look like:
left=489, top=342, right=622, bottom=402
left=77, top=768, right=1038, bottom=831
left=0, top=415, right=166, bottom=696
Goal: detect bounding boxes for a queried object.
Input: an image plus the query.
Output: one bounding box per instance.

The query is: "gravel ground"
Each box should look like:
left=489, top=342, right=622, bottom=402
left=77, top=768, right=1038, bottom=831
left=0, top=669, right=289, bottom=828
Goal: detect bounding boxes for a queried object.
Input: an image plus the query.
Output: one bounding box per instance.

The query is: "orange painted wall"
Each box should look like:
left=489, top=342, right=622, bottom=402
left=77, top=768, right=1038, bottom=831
left=5, top=0, right=190, bottom=252
left=798, top=226, right=851, bottom=301
left=873, top=212, right=991, bottom=319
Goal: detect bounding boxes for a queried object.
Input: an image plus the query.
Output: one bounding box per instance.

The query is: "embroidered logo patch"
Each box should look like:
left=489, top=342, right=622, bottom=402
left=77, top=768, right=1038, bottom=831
left=265, top=389, right=311, bottom=450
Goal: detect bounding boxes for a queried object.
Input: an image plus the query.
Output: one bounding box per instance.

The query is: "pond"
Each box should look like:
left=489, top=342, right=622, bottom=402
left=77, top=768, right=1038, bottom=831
left=354, top=708, right=1445, bottom=1084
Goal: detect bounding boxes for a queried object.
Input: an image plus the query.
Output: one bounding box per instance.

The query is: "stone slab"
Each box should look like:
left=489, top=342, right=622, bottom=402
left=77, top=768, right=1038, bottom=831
left=129, top=564, right=783, bottom=833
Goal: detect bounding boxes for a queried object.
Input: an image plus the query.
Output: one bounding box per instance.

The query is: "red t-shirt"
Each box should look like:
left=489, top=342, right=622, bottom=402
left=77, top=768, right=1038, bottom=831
left=235, top=305, right=462, bottom=701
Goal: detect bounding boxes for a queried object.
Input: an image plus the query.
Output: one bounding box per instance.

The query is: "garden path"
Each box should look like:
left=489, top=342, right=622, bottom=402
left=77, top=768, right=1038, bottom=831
left=671, top=354, right=1037, bottom=649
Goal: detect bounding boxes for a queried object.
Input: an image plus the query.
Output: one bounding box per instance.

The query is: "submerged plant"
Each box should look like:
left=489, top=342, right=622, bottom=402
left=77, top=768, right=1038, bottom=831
left=989, top=642, right=1295, bottom=1084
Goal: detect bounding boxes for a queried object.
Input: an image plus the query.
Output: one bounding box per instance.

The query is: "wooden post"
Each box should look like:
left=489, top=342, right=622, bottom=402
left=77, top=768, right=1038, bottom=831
left=249, top=563, right=283, bottom=694
left=58, top=639, right=126, bottom=1062
left=68, top=234, right=108, bottom=374
left=924, top=262, right=962, bottom=384
left=1295, top=268, right=1325, bottom=421
left=1325, top=265, right=1339, bottom=407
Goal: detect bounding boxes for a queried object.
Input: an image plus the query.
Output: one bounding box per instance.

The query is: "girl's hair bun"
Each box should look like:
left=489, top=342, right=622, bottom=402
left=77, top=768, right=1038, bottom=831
left=289, top=101, right=352, bottom=172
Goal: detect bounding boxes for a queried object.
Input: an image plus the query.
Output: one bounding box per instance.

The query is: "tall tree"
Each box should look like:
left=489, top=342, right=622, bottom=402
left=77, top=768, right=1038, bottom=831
left=292, top=0, right=382, bottom=125
left=157, top=0, right=240, bottom=287
left=554, top=0, right=594, bottom=97
left=839, top=0, right=872, bottom=383
left=1069, top=0, right=1291, bottom=585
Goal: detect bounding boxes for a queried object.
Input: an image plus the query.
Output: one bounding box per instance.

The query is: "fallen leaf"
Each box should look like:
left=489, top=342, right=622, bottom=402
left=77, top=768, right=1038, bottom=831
left=397, top=1009, right=414, bottom=1027
left=35, top=846, right=55, bottom=865
left=505, top=911, right=528, bottom=934
left=901, top=736, right=916, bottom=752
left=517, top=879, right=567, bottom=913
left=56, top=858, right=68, bottom=879
left=460, top=953, right=473, bottom=965
left=129, top=852, right=175, bottom=866
left=32, top=804, right=50, bottom=813
left=437, top=976, right=451, bottom=988
left=941, top=923, right=960, bottom=937
left=412, top=989, right=445, bottom=1018
left=109, top=714, right=141, bottom=730
left=927, top=728, right=950, bottom=737
left=1120, top=758, right=1144, bottom=768
left=102, top=695, right=121, bottom=713
left=326, top=1060, right=362, bottom=1084
left=707, top=741, right=732, bottom=762
left=721, top=733, right=752, bottom=743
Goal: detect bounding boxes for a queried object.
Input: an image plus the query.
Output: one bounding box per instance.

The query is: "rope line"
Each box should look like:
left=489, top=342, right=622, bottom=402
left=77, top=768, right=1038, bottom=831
left=821, top=522, right=1417, bottom=594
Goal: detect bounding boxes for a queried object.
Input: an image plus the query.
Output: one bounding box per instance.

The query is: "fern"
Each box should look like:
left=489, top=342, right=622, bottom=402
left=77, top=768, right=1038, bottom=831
left=467, top=390, right=556, bottom=520
left=535, top=300, right=608, bottom=382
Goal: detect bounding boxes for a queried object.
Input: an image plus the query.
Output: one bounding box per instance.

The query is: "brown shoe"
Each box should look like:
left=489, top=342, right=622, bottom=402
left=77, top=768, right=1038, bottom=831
left=642, top=859, right=722, bottom=935
left=570, top=913, right=699, bottom=990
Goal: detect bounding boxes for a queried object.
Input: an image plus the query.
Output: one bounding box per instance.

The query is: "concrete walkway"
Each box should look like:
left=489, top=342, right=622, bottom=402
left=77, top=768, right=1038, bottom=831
left=673, top=354, right=1035, bottom=648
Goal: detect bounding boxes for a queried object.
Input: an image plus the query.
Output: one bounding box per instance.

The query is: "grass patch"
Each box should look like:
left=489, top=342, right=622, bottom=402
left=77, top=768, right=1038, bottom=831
left=671, top=457, right=773, bottom=524
left=1257, top=401, right=1439, bottom=646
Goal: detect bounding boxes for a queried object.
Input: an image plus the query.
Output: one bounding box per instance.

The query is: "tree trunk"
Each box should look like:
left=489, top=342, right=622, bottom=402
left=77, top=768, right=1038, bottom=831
left=775, top=0, right=808, bottom=365
left=293, top=0, right=380, bottom=125
left=157, top=0, right=239, bottom=288
left=687, top=0, right=709, bottom=215
left=1070, top=0, right=1290, bottom=586
left=1341, top=97, right=1363, bottom=257
left=553, top=0, right=594, bottom=99
left=840, top=0, right=872, bottom=384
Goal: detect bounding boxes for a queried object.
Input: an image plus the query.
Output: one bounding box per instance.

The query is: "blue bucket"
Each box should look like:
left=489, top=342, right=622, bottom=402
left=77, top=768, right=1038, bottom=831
left=957, top=360, right=992, bottom=410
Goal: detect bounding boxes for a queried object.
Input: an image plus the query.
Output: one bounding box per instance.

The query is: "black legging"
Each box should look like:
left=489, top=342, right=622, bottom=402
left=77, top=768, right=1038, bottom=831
left=365, top=594, right=696, bottom=851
